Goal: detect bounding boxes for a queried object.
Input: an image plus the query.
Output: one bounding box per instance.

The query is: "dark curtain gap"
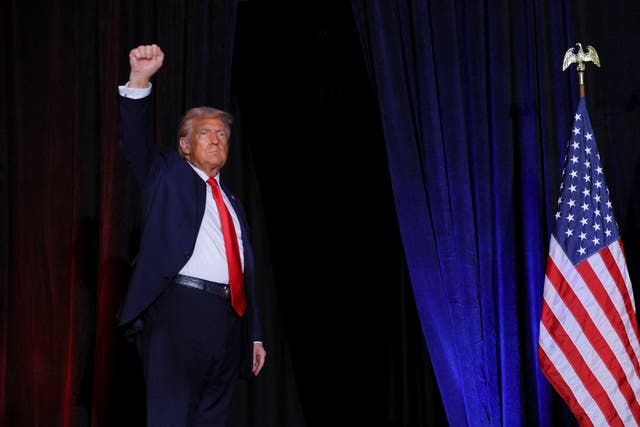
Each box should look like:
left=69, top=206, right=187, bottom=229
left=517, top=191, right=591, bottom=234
left=231, top=2, right=439, bottom=426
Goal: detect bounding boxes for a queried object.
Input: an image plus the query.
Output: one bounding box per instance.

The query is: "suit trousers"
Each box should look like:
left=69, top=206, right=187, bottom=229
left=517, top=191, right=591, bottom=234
left=137, top=281, right=242, bottom=427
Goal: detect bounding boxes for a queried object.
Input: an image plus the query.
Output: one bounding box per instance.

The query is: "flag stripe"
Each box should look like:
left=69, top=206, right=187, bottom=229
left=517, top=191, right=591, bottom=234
left=592, top=245, right=640, bottom=377
left=601, top=243, right=640, bottom=349
left=540, top=298, right=617, bottom=425
left=539, top=323, right=598, bottom=427
left=616, top=240, right=638, bottom=314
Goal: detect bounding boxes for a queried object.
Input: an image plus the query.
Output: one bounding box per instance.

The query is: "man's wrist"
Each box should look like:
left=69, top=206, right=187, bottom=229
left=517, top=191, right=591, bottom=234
left=128, top=73, right=151, bottom=88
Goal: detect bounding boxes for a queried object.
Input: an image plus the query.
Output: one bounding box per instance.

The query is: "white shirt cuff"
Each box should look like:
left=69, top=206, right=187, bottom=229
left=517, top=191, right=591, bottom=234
left=118, top=82, right=152, bottom=99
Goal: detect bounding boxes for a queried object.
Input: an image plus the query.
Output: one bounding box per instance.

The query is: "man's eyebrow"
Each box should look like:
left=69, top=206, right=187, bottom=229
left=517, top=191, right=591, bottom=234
left=198, top=125, right=225, bottom=130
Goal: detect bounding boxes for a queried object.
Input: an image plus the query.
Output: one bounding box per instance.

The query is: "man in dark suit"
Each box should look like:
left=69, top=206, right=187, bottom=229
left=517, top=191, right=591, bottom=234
left=116, top=43, right=266, bottom=426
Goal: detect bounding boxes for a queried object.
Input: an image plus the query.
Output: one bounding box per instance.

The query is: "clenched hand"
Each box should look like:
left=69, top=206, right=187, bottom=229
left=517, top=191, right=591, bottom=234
left=128, top=44, right=164, bottom=88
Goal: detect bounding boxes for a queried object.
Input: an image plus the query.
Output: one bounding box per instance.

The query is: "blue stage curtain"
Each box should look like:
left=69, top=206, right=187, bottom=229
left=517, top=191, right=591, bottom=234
left=350, top=1, right=604, bottom=425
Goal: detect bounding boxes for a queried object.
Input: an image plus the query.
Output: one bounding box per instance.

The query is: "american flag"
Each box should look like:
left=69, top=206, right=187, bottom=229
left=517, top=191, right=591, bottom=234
left=538, top=97, right=640, bottom=426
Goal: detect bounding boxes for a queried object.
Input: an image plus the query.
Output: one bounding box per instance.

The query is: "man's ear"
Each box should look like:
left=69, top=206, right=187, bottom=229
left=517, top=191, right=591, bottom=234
left=179, top=137, right=191, bottom=155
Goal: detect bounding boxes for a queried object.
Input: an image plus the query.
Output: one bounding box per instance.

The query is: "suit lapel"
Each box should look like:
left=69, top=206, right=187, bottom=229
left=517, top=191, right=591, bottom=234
left=194, top=170, right=207, bottom=233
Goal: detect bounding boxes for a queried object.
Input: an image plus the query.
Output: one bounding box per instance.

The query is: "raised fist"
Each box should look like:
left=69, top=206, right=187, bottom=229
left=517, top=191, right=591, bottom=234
left=128, top=44, right=164, bottom=88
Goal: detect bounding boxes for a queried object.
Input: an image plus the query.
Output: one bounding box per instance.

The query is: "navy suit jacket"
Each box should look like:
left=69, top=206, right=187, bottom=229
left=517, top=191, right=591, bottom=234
left=117, top=94, right=261, bottom=377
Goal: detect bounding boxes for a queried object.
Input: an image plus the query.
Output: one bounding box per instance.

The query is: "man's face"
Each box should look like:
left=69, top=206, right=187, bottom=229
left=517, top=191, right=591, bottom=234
left=180, top=117, right=229, bottom=175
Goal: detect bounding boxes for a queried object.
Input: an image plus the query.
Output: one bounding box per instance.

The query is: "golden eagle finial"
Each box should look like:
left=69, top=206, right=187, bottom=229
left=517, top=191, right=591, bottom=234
left=562, top=42, right=601, bottom=72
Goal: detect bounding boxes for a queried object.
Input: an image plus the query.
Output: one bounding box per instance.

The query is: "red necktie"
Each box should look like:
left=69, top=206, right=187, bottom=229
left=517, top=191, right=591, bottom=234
left=207, top=178, right=246, bottom=316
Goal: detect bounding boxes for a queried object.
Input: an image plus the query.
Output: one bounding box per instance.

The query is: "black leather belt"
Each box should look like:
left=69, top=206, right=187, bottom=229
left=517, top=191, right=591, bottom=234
left=174, top=274, right=230, bottom=299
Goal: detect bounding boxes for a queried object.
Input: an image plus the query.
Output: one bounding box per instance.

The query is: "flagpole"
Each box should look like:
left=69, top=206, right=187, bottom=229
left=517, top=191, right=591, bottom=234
left=562, top=42, right=601, bottom=97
